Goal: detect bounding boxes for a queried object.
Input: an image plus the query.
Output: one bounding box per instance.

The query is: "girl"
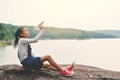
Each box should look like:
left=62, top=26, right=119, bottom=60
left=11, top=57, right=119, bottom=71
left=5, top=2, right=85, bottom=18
left=14, top=22, right=74, bottom=76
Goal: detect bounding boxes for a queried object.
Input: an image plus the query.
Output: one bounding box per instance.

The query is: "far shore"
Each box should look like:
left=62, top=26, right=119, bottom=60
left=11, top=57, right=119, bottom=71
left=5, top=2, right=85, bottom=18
left=0, top=41, right=12, bottom=47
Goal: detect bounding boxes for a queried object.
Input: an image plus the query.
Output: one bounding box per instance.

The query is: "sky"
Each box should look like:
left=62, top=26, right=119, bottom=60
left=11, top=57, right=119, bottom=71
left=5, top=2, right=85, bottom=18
left=0, top=0, right=120, bottom=30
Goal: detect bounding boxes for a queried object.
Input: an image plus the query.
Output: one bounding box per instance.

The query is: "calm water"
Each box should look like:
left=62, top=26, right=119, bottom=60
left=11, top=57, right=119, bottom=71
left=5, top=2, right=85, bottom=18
left=0, top=39, right=120, bottom=71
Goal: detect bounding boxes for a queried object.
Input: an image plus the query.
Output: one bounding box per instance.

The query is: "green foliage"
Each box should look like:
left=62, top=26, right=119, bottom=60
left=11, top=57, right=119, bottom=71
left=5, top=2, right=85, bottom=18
left=0, top=23, right=17, bottom=41
left=0, top=23, right=117, bottom=42
left=0, top=23, right=39, bottom=41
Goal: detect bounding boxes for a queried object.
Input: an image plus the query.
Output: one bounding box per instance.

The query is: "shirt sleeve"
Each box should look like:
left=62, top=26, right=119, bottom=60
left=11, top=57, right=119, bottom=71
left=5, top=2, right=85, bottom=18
left=19, top=30, right=44, bottom=44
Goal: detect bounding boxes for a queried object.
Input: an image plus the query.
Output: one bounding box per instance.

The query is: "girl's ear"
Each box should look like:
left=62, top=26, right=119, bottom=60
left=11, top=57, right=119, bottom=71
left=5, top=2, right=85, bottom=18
left=20, top=32, right=24, bottom=37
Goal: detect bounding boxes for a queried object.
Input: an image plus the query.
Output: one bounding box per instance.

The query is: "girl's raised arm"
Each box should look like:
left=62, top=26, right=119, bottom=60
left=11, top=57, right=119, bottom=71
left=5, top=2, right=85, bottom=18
left=19, top=22, right=44, bottom=44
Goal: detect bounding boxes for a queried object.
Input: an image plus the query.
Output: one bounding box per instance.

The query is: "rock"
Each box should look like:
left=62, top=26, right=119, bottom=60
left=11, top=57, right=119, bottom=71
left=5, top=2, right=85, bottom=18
left=0, top=64, right=120, bottom=80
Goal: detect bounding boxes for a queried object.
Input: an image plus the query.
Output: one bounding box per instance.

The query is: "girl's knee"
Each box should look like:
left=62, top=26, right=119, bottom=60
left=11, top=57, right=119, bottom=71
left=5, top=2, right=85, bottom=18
left=45, top=55, right=51, bottom=58
left=41, top=55, right=52, bottom=62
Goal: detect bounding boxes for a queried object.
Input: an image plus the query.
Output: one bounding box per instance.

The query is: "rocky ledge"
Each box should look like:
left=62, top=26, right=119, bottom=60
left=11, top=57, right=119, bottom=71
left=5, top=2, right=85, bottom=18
left=0, top=64, right=120, bottom=80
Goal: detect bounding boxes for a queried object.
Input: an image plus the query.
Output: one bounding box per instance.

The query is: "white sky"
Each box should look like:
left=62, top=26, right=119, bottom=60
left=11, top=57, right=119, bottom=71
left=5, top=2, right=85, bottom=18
left=0, top=0, right=120, bottom=30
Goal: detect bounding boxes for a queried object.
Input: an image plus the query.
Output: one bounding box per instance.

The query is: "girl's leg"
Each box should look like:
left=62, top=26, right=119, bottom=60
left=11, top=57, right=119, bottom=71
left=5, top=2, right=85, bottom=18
left=43, top=63, right=58, bottom=71
left=41, top=55, right=62, bottom=71
left=41, top=55, right=74, bottom=76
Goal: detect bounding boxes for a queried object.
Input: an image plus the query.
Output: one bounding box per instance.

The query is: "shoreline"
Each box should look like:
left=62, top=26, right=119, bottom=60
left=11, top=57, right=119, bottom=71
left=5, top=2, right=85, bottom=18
left=0, top=41, right=12, bottom=47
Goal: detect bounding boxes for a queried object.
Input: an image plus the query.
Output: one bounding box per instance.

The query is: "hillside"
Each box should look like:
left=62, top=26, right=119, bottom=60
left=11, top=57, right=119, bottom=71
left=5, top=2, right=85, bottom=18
left=93, top=30, right=120, bottom=37
left=0, top=23, right=117, bottom=42
left=42, top=27, right=117, bottom=39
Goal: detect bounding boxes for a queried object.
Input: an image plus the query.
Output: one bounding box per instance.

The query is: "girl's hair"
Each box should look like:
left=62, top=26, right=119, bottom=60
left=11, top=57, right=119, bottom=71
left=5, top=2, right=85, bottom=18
left=14, top=27, right=24, bottom=47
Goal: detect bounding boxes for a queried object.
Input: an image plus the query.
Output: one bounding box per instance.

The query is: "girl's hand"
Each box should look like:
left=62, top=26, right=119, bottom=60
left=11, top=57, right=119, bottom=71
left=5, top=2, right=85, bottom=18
left=39, top=21, right=44, bottom=30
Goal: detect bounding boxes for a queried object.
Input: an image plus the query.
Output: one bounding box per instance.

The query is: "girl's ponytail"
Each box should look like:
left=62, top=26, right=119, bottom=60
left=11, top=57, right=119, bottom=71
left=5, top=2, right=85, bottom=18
left=14, top=27, right=24, bottom=47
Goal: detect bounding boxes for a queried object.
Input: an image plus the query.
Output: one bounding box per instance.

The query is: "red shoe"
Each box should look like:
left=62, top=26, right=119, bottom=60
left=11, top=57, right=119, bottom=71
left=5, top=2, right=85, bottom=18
left=66, top=62, right=75, bottom=71
left=59, top=68, right=72, bottom=76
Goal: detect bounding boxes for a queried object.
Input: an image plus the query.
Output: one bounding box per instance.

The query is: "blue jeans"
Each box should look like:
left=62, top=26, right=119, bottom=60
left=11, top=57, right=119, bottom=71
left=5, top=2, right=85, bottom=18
left=21, top=57, right=43, bottom=70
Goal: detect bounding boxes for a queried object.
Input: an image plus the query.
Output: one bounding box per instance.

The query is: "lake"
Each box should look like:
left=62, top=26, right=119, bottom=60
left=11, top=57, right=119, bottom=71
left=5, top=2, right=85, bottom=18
left=0, top=39, right=120, bottom=71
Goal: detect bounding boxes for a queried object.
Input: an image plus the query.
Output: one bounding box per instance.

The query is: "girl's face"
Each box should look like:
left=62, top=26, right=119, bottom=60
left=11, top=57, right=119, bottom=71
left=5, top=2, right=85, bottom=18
left=20, top=27, right=30, bottom=38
